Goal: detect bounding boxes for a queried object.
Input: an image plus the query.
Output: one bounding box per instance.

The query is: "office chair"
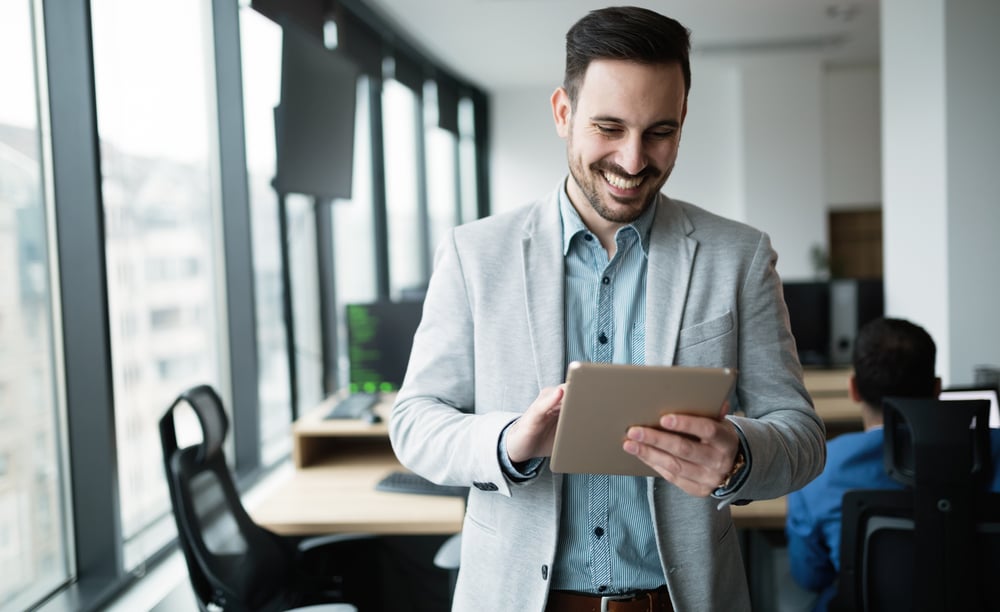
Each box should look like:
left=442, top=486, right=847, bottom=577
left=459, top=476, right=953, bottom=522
left=160, top=384, right=368, bottom=612
left=433, top=532, right=461, bottom=597
left=833, top=397, right=1000, bottom=612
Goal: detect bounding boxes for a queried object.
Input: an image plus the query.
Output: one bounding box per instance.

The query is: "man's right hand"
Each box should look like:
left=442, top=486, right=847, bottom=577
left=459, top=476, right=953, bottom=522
left=505, top=384, right=566, bottom=464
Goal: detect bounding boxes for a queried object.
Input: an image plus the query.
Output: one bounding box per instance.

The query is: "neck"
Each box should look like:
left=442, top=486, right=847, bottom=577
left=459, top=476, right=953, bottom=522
left=860, top=402, right=883, bottom=431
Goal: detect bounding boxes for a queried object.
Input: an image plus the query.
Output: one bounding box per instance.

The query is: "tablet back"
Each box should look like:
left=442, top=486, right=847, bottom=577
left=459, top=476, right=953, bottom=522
left=550, top=362, right=737, bottom=477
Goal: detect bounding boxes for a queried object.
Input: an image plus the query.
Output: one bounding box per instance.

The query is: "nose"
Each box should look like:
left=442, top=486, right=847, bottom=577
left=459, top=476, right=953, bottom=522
left=616, top=133, right=647, bottom=176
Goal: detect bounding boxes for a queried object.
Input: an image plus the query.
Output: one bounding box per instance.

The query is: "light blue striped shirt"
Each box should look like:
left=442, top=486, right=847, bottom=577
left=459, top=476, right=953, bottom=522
left=551, top=185, right=664, bottom=593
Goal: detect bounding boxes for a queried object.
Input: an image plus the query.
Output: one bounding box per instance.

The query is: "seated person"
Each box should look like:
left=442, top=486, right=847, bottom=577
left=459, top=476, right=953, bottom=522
left=785, top=317, right=1000, bottom=611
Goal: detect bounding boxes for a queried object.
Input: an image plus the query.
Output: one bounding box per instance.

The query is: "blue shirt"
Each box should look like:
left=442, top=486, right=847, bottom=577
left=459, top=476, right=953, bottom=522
left=551, top=184, right=662, bottom=593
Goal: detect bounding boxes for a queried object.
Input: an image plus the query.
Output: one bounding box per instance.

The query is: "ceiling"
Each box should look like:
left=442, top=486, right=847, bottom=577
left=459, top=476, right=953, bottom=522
left=360, top=0, right=880, bottom=93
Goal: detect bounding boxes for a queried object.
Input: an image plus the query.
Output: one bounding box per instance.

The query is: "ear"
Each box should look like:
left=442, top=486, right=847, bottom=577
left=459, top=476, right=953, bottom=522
left=848, top=374, right=863, bottom=403
left=551, top=86, right=572, bottom=138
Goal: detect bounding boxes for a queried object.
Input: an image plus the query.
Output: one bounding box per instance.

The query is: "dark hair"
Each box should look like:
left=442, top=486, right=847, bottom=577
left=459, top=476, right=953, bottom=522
left=853, top=317, right=937, bottom=410
left=563, top=6, right=692, bottom=107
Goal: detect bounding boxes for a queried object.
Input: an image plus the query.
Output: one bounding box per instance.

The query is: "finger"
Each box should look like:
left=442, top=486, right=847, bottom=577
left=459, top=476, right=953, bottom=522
left=627, top=425, right=723, bottom=470
left=622, top=438, right=720, bottom=497
left=625, top=426, right=732, bottom=481
left=658, top=413, right=721, bottom=442
left=538, top=385, right=564, bottom=408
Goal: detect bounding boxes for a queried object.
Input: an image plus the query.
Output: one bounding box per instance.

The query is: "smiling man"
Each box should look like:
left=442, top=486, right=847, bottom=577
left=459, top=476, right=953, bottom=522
left=390, top=6, right=826, bottom=612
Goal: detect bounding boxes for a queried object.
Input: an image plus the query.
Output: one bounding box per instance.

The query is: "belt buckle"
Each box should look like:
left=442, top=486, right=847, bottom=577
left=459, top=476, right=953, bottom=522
left=600, top=592, right=634, bottom=612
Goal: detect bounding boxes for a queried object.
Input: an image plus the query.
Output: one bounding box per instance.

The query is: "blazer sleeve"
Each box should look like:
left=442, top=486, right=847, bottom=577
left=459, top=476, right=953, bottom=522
left=389, top=227, right=523, bottom=497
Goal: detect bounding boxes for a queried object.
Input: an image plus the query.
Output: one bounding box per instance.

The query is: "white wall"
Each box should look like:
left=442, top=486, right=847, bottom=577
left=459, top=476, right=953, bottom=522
left=944, top=0, right=1000, bottom=384
left=880, top=0, right=950, bottom=377
left=881, top=0, right=1000, bottom=384
left=737, top=54, right=826, bottom=281
left=489, top=87, right=567, bottom=213
left=825, top=65, right=882, bottom=208
left=668, top=59, right=744, bottom=222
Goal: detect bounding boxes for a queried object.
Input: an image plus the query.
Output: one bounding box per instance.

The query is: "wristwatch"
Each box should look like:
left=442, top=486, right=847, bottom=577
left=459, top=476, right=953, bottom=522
left=718, top=446, right=747, bottom=490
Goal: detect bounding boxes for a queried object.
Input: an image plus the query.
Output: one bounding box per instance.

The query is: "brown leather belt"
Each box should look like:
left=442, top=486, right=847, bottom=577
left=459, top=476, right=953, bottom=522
left=545, top=586, right=673, bottom=612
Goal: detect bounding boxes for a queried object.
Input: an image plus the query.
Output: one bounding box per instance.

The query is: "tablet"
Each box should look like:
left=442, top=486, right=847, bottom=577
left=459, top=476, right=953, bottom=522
left=550, top=361, right=738, bottom=477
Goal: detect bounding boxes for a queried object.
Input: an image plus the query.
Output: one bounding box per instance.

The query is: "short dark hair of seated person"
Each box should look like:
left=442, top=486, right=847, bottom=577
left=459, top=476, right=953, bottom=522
left=785, top=317, right=1000, bottom=612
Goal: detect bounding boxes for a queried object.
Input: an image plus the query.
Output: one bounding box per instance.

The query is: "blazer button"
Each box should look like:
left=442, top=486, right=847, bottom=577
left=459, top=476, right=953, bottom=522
left=472, top=481, right=498, bottom=491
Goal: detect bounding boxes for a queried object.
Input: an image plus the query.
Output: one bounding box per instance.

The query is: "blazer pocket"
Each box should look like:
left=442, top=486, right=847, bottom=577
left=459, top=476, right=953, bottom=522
left=677, top=311, right=734, bottom=349
left=464, top=490, right=499, bottom=535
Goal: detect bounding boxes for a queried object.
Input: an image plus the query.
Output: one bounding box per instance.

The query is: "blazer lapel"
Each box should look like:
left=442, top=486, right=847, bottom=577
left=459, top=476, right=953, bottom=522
left=521, top=191, right=567, bottom=389
left=646, top=195, right=697, bottom=366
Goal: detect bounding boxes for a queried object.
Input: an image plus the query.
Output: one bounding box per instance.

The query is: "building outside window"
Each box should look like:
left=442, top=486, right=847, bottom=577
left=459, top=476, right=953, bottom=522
left=0, top=2, right=72, bottom=609
left=239, top=5, right=293, bottom=465
left=91, top=0, right=228, bottom=570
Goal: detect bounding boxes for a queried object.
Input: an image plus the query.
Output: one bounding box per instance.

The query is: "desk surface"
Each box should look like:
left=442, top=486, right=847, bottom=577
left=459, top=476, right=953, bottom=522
left=254, top=371, right=852, bottom=536
left=730, top=496, right=787, bottom=530
left=253, top=438, right=787, bottom=535
left=252, top=440, right=466, bottom=536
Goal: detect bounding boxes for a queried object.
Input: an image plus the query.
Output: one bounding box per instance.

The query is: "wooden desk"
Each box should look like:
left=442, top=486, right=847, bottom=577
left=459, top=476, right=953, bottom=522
left=731, top=497, right=787, bottom=531
left=292, top=393, right=393, bottom=469
left=804, top=367, right=862, bottom=436
left=252, top=394, right=465, bottom=536
left=256, top=370, right=853, bottom=536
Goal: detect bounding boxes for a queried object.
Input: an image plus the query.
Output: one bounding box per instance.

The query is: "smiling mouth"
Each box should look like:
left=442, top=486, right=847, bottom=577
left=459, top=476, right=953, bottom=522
left=602, top=171, right=643, bottom=190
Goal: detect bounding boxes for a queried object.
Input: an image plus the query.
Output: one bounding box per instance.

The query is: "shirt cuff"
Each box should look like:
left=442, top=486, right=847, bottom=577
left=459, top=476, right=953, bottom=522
left=498, top=419, right=543, bottom=481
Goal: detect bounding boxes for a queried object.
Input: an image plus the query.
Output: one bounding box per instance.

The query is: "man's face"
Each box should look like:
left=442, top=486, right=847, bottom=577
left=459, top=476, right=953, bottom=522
left=552, top=59, right=687, bottom=227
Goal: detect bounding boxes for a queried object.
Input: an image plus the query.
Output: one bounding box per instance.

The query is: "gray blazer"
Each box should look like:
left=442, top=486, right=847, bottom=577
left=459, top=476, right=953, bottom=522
left=390, top=186, right=826, bottom=612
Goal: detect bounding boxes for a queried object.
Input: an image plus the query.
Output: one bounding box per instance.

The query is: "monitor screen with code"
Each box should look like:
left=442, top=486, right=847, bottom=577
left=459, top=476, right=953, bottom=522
left=346, top=300, right=423, bottom=394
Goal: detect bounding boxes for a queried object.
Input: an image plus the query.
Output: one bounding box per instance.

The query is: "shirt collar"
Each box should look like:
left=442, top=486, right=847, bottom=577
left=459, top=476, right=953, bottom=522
left=558, top=178, right=656, bottom=256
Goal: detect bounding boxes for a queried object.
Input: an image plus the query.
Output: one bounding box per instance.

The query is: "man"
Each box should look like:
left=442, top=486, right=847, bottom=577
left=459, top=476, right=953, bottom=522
left=785, top=317, right=1000, bottom=611
left=390, top=7, right=826, bottom=611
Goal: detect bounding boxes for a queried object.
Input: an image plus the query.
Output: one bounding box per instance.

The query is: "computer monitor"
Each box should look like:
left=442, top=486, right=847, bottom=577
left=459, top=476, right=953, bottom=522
left=940, top=386, right=1000, bottom=428
left=345, top=300, right=424, bottom=394
left=781, top=279, right=884, bottom=367
left=781, top=281, right=831, bottom=366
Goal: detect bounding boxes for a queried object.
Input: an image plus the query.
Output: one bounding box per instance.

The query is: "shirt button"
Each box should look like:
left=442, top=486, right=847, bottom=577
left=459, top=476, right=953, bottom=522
left=598, top=585, right=608, bottom=593
left=598, top=333, right=608, bottom=344
left=594, top=527, right=604, bottom=537
left=584, top=234, right=594, bottom=241
left=602, top=276, right=610, bottom=285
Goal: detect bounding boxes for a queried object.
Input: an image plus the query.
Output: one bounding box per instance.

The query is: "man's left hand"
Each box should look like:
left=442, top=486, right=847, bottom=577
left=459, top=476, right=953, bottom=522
left=622, top=410, right=740, bottom=497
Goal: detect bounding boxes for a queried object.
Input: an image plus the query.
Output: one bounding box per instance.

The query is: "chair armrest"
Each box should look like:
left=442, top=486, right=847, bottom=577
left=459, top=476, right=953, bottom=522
left=433, top=533, right=462, bottom=570
left=297, top=533, right=377, bottom=554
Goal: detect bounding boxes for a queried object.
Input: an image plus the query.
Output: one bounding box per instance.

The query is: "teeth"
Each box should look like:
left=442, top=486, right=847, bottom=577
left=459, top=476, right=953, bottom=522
left=604, top=172, right=642, bottom=190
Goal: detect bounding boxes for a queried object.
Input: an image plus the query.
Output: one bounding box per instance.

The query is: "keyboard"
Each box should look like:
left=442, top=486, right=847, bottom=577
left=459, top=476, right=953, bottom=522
left=325, top=392, right=378, bottom=420
left=375, top=471, right=470, bottom=498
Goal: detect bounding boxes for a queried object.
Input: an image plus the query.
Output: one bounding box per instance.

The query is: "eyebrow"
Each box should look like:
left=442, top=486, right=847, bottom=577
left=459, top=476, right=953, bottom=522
left=590, top=115, right=681, bottom=130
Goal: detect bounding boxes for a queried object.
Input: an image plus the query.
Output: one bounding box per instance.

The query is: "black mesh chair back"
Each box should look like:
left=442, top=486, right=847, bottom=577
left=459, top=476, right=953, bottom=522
left=834, top=397, right=1000, bottom=612
left=160, top=384, right=297, bottom=612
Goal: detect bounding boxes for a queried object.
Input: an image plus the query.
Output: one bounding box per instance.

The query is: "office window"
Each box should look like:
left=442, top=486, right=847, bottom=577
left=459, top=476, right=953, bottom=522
left=458, top=97, right=481, bottom=224
left=333, top=75, right=378, bottom=385
left=91, top=0, right=227, bottom=569
left=239, top=5, right=292, bottom=465
left=382, top=78, right=425, bottom=299
left=286, top=193, right=325, bottom=413
left=424, top=82, right=460, bottom=258
left=0, top=1, right=72, bottom=608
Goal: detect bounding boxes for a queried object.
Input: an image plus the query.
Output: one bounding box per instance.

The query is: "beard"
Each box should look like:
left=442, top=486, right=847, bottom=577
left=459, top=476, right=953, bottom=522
left=566, top=152, right=671, bottom=225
